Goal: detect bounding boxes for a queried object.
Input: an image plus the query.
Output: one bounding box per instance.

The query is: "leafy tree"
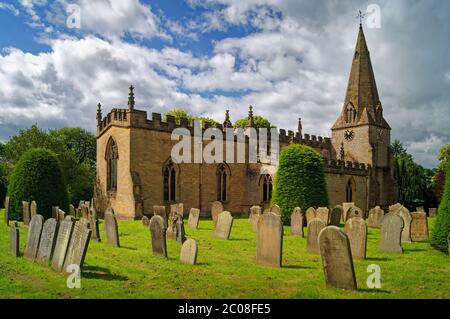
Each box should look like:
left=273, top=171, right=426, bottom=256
left=431, top=159, right=450, bottom=252
left=194, top=116, right=217, bottom=127
left=164, top=109, right=218, bottom=127
left=50, top=127, right=96, bottom=167
left=7, top=148, right=69, bottom=220
left=271, top=144, right=329, bottom=225
left=434, top=144, right=450, bottom=202
left=0, top=162, right=8, bottom=208
left=233, top=115, right=275, bottom=129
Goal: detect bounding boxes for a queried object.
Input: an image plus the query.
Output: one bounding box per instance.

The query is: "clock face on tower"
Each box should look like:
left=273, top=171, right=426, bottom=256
left=344, top=129, right=354, bottom=141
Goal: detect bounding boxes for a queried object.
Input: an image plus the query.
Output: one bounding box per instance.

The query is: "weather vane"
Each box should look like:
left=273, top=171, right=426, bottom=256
left=357, top=10, right=366, bottom=25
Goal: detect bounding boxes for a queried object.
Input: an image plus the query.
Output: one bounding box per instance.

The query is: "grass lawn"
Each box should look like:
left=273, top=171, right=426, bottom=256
left=0, top=209, right=449, bottom=299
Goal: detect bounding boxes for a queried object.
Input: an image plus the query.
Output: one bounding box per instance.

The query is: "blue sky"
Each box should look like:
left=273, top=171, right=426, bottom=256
left=0, top=0, right=449, bottom=168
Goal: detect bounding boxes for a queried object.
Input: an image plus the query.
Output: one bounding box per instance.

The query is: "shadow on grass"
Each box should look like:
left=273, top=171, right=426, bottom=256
left=366, top=257, right=392, bottom=262
left=358, top=288, right=391, bottom=294
left=82, top=266, right=128, bottom=281
left=120, top=246, right=137, bottom=251
left=196, top=262, right=211, bottom=266
left=229, top=238, right=249, bottom=241
left=282, top=265, right=315, bottom=270
left=403, top=248, right=427, bottom=253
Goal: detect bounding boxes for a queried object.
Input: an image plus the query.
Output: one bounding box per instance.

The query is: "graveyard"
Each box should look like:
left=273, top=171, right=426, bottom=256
left=1, top=209, right=449, bottom=299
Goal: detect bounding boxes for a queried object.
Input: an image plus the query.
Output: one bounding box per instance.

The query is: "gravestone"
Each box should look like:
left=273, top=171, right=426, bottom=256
left=170, top=203, right=184, bottom=219
left=410, top=212, right=428, bottom=242
left=52, top=206, right=59, bottom=220
left=81, top=204, right=89, bottom=219
left=149, top=215, right=167, bottom=258
left=24, top=214, right=44, bottom=261
left=416, top=206, right=425, bottom=213
left=211, top=201, right=224, bottom=227
left=392, top=205, right=412, bottom=243
left=249, top=205, right=262, bottom=232
left=316, top=207, right=330, bottom=225
left=89, top=208, right=101, bottom=242
left=271, top=204, right=281, bottom=216
left=389, top=203, right=403, bottom=214
left=347, top=206, right=363, bottom=220
left=367, top=206, right=384, bottom=229
left=342, top=202, right=355, bottom=222
left=51, top=218, right=74, bottom=271
left=78, top=200, right=84, bottom=209
left=58, top=209, right=65, bottom=222
left=10, top=221, right=19, bottom=257
left=344, top=217, right=367, bottom=259
left=330, top=205, right=342, bottom=226
left=379, top=213, right=404, bottom=253
left=305, top=207, right=316, bottom=225
left=69, top=204, right=76, bottom=216
left=64, top=215, right=74, bottom=221
left=4, top=196, right=10, bottom=226
left=30, top=201, right=37, bottom=218
left=318, top=226, right=357, bottom=290
left=22, top=201, right=31, bottom=226
left=214, top=211, right=233, bottom=240
left=36, top=218, right=58, bottom=265
left=166, top=212, right=179, bottom=241
left=142, top=216, right=150, bottom=227
left=153, top=205, right=168, bottom=228
left=429, top=208, right=437, bottom=217
left=290, top=207, right=303, bottom=237
left=180, top=239, right=198, bottom=265
left=63, top=218, right=91, bottom=270
left=307, top=218, right=326, bottom=254
left=176, top=214, right=186, bottom=243
left=104, top=211, right=120, bottom=247
left=188, top=208, right=200, bottom=229
left=256, top=212, right=283, bottom=267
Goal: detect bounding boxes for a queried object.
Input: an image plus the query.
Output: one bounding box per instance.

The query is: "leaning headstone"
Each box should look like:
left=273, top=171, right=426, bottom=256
left=104, top=211, right=120, bottom=247
left=307, top=218, right=326, bottom=254
left=30, top=201, right=37, bottom=218
left=142, top=216, right=150, bottom=227
left=379, top=213, right=404, bottom=253
left=188, top=208, right=200, bottom=229
left=58, top=209, right=65, bottom=222
left=88, top=208, right=100, bottom=242
left=368, top=206, right=384, bottom=229
left=69, top=204, right=76, bottom=216
left=305, top=207, right=316, bottom=225
left=180, top=239, right=198, bottom=265
left=410, top=212, right=428, bottom=242
left=4, top=196, right=10, bottom=226
left=22, top=201, right=31, bottom=226
left=153, top=205, right=168, bottom=228
left=316, top=207, right=330, bottom=225
left=290, top=207, right=303, bottom=237
left=149, top=215, right=167, bottom=258
left=428, top=208, right=437, bottom=217
left=256, top=212, right=283, bottom=267
left=63, top=218, right=91, bottom=270
left=211, top=201, right=224, bottom=227
left=344, top=217, right=367, bottom=259
left=249, top=205, right=262, bottom=232
left=36, top=218, right=58, bottom=265
left=347, top=206, right=364, bottom=220
left=393, top=206, right=412, bottom=243
left=318, top=226, right=357, bottom=290
left=51, top=218, right=74, bottom=271
left=24, top=214, right=44, bottom=261
left=342, top=202, right=355, bottom=222
left=271, top=204, right=281, bottom=216
left=10, top=221, right=19, bottom=257
left=329, top=205, right=342, bottom=226
left=213, top=211, right=233, bottom=240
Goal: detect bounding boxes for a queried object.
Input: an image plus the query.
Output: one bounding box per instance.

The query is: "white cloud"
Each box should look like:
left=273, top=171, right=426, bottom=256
left=0, top=2, right=20, bottom=16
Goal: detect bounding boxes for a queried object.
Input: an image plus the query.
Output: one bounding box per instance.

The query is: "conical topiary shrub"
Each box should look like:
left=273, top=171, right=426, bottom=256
left=431, top=159, right=450, bottom=252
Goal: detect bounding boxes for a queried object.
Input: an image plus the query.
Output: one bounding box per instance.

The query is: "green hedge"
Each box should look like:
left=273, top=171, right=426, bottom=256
left=431, top=160, right=450, bottom=252
left=0, top=162, right=8, bottom=208
left=7, top=148, right=69, bottom=220
left=271, top=144, right=329, bottom=225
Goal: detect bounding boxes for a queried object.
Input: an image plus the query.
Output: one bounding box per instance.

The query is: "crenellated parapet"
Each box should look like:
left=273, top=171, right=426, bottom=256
left=324, top=158, right=370, bottom=176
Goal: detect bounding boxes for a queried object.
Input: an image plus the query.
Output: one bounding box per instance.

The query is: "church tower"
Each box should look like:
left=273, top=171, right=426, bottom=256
left=331, top=24, right=397, bottom=207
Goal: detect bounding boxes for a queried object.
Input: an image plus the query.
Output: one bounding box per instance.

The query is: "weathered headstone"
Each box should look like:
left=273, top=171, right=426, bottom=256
left=429, top=208, right=437, bottom=217
left=318, top=226, right=357, bottom=290
left=316, top=207, right=330, bottom=225
left=307, top=218, right=326, bottom=254
left=379, top=213, right=404, bottom=253
left=24, top=214, right=44, bottom=261
left=188, top=208, right=200, bottom=229
left=347, top=206, right=364, bottom=220
left=64, top=215, right=74, bottom=221
left=256, top=212, right=283, bottom=267
left=36, top=218, right=58, bottom=265
left=392, top=205, right=412, bottom=243
left=78, top=200, right=84, bottom=209
left=213, top=211, right=233, bottom=240
left=52, top=206, right=59, bottom=220
left=4, top=196, right=10, bottom=226
left=367, top=206, right=384, bottom=228
left=170, top=203, right=184, bottom=219
left=81, top=204, right=89, bottom=219
left=149, top=215, right=167, bottom=258
left=30, top=200, right=37, bottom=218
left=271, top=204, right=281, bottom=216
left=344, top=217, right=367, bottom=259
left=166, top=212, right=178, bottom=240
left=58, top=209, right=65, bottom=222
left=63, top=218, right=91, bottom=270
left=180, top=239, right=198, bottom=265
left=305, top=207, right=316, bottom=225
left=153, top=205, right=168, bottom=228
left=330, top=205, right=342, bottom=226
left=389, top=203, right=403, bottom=214
left=10, top=221, right=19, bottom=257
left=51, top=218, right=74, bottom=271
left=211, top=201, right=224, bottom=227
left=342, top=202, right=355, bottom=222
left=142, top=216, right=150, bottom=227
left=104, top=211, right=120, bottom=247
left=22, top=201, right=31, bottom=226
left=176, top=214, right=186, bottom=243
left=290, top=207, right=303, bottom=237
left=416, top=206, right=425, bottom=213
left=89, top=208, right=101, bottom=242
left=69, top=204, right=75, bottom=216
left=249, top=205, right=262, bottom=232
left=410, top=212, right=428, bottom=242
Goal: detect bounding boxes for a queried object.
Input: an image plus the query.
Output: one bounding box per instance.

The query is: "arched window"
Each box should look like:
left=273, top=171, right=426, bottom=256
left=346, top=179, right=354, bottom=202
left=163, top=160, right=176, bottom=202
left=262, top=174, right=273, bottom=202
left=217, top=164, right=228, bottom=202
left=106, top=138, right=118, bottom=192
left=346, top=104, right=355, bottom=124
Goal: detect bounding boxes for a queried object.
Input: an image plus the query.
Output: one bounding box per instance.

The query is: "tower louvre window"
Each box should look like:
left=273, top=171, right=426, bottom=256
left=106, top=138, right=118, bottom=192
left=262, top=174, right=273, bottom=202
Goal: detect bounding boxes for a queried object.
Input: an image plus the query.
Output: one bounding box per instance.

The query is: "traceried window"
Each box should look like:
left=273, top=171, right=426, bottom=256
left=163, top=160, right=176, bottom=202
left=262, top=174, right=273, bottom=202
left=346, top=179, right=354, bottom=202
left=106, top=138, right=118, bottom=192
left=346, top=104, right=356, bottom=124
left=217, top=164, right=228, bottom=202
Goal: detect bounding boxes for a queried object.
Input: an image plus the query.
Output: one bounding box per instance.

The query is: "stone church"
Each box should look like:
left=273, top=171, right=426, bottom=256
left=94, top=25, right=397, bottom=219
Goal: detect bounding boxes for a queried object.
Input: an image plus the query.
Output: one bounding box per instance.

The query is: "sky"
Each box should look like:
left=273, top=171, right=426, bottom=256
left=0, top=0, right=449, bottom=168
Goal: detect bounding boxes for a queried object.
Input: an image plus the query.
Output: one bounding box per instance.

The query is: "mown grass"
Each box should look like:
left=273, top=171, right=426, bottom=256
left=0, top=209, right=449, bottom=299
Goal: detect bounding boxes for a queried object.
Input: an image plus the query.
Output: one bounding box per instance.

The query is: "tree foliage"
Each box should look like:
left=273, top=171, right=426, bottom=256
left=233, top=115, right=275, bottom=129
left=271, top=144, right=329, bottom=225
left=164, top=109, right=218, bottom=127
left=431, top=159, right=450, bottom=252
left=0, top=162, right=9, bottom=208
